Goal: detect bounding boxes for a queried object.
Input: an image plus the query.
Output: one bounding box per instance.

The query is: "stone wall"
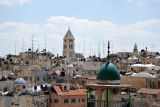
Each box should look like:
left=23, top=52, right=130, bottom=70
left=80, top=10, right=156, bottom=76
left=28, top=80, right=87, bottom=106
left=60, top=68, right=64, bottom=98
left=121, top=76, right=146, bottom=92
left=0, top=81, right=12, bottom=92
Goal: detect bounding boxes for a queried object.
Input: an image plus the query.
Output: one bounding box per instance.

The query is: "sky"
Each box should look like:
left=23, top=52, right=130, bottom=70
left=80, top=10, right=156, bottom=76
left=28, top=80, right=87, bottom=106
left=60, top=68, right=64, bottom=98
left=0, top=0, right=160, bottom=57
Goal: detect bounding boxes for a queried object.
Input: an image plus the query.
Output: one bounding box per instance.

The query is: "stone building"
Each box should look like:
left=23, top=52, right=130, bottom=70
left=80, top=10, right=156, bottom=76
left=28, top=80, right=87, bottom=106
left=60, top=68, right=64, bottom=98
left=49, top=85, right=87, bottom=107
left=87, top=62, right=130, bottom=107
left=63, top=29, right=75, bottom=58
left=16, top=65, right=54, bottom=85
left=137, top=88, right=160, bottom=106
left=0, top=95, right=48, bottom=107
left=133, top=43, right=138, bottom=55
left=121, top=73, right=160, bottom=92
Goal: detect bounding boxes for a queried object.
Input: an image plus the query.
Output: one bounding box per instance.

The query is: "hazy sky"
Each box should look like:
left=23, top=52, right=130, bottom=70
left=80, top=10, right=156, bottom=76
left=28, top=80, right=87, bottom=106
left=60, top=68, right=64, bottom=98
left=0, top=0, right=160, bottom=57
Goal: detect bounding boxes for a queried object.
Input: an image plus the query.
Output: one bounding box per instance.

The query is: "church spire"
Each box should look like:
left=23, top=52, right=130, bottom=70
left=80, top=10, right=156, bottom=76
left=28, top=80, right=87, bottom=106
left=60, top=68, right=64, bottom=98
left=133, top=43, right=138, bottom=53
left=64, top=28, right=74, bottom=39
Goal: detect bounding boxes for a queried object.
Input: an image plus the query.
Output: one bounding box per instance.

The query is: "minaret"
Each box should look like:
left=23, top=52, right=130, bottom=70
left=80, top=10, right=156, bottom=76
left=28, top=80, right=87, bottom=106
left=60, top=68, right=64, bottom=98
left=107, top=40, right=110, bottom=63
left=63, top=28, right=75, bottom=58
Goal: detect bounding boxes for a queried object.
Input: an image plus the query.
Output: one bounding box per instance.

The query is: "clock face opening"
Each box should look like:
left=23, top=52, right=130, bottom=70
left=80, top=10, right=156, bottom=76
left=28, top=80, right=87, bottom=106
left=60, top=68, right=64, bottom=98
left=112, top=89, right=119, bottom=95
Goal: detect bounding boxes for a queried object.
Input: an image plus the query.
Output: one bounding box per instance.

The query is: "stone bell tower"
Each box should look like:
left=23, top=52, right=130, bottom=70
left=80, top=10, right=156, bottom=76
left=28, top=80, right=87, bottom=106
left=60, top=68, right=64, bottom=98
left=63, top=28, right=75, bottom=58
left=133, top=43, right=138, bottom=52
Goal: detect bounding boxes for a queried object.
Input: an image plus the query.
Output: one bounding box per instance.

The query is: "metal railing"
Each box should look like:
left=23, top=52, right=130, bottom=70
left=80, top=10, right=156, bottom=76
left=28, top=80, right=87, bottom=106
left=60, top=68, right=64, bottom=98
left=88, top=99, right=160, bottom=107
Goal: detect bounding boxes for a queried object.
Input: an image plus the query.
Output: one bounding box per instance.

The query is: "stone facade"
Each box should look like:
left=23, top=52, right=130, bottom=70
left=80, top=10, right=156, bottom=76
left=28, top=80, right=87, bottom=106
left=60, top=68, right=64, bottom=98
left=0, top=95, right=49, bottom=107
left=63, top=29, right=75, bottom=58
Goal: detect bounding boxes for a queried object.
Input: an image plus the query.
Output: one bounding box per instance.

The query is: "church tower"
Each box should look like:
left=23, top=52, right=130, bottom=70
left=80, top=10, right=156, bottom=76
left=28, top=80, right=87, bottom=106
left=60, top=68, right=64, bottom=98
left=133, top=43, right=138, bottom=54
left=63, top=28, right=75, bottom=58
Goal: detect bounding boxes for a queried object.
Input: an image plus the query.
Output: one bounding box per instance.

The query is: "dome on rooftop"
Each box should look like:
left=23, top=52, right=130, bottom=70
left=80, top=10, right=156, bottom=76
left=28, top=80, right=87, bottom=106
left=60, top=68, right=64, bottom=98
left=96, top=63, right=120, bottom=80
left=132, top=72, right=155, bottom=78
left=13, top=78, right=27, bottom=85
left=28, top=65, right=41, bottom=70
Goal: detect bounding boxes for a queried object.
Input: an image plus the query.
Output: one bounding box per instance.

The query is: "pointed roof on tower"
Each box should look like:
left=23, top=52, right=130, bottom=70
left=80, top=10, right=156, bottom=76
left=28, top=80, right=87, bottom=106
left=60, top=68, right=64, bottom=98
left=134, top=43, right=137, bottom=50
left=64, top=28, right=75, bottom=39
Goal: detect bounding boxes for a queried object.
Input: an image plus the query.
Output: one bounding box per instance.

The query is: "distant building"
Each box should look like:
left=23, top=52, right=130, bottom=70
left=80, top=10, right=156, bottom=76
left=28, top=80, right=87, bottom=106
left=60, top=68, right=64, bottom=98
left=133, top=43, right=138, bottom=54
left=62, top=29, right=83, bottom=59
left=87, top=62, right=130, bottom=107
left=0, top=95, right=48, bottom=107
left=49, top=85, right=87, bottom=107
left=63, top=28, right=75, bottom=58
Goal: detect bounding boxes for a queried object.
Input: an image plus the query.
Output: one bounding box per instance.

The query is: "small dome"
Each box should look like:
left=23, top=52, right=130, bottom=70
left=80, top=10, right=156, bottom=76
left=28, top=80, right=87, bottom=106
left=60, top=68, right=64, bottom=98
left=13, top=78, right=27, bottom=85
left=96, top=63, right=120, bottom=80
left=132, top=72, right=154, bottom=78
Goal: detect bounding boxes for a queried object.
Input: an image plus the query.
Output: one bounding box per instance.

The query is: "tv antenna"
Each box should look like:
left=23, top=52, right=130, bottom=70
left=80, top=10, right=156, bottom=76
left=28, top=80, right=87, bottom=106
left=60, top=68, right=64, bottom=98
left=30, top=35, right=36, bottom=58
left=15, top=41, right=17, bottom=55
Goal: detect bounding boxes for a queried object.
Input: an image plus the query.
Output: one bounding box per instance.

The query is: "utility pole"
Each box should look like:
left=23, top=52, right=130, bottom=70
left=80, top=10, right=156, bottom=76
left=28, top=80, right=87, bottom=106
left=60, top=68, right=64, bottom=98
left=83, top=39, right=85, bottom=57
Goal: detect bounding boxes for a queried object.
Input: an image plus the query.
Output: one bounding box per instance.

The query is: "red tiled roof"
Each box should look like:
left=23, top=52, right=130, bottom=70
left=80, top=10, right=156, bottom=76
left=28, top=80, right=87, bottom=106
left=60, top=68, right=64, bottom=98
left=48, top=71, right=54, bottom=75
left=62, top=90, right=87, bottom=96
left=53, top=86, right=87, bottom=96
left=137, top=88, right=160, bottom=95
left=80, top=86, right=86, bottom=89
left=53, top=86, right=62, bottom=94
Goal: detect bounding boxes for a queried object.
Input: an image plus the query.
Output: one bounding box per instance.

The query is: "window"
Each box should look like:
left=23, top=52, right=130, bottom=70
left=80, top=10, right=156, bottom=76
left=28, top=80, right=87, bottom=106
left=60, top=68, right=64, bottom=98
left=43, top=76, right=46, bottom=81
left=69, top=40, right=73, bottom=42
left=30, top=76, right=32, bottom=81
left=79, top=99, right=80, bottom=102
left=23, top=86, right=25, bottom=89
left=54, top=99, right=58, bottom=103
left=150, top=82, right=155, bottom=88
left=11, top=102, right=14, bottom=105
left=82, top=99, right=85, bottom=102
left=64, top=45, right=67, bottom=49
left=64, top=40, right=67, bottom=42
left=69, top=52, right=73, bottom=57
left=69, top=45, right=73, bottom=49
left=64, top=99, right=68, bottom=103
left=64, top=86, right=67, bottom=90
left=158, top=81, right=160, bottom=88
left=37, top=76, right=39, bottom=81
left=50, top=99, right=52, bottom=103
left=4, top=87, right=7, bottom=92
left=71, top=99, right=76, bottom=103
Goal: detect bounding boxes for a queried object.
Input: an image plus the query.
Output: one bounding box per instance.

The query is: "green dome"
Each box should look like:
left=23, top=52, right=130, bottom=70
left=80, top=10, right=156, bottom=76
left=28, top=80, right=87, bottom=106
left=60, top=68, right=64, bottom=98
left=96, top=63, right=120, bottom=80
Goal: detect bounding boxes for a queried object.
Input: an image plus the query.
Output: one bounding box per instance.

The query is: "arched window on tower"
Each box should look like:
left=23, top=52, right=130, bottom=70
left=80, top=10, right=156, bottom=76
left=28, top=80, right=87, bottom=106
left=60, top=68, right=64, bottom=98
left=64, top=45, right=67, bottom=49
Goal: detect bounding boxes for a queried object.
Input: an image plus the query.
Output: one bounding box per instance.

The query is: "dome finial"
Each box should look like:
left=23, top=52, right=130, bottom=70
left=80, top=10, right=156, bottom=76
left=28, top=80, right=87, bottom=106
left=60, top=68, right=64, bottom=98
left=107, top=40, right=110, bottom=62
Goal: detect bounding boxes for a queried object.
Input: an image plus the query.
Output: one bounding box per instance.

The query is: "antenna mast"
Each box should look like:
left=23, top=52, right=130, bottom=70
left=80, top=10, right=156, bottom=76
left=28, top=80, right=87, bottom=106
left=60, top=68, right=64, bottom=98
left=45, top=35, right=47, bottom=52
left=83, top=39, right=85, bottom=57
left=90, top=44, right=91, bottom=56
left=15, top=41, right=17, bottom=55
left=98, top=41, right=101, bottom=57
left=22, top=39, right=24, bottom=52
left=103, top=42, right=105, bottom=58
left=30, top=35, right=36, bottom=58
left=111, top=41, right=113, bottom=54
